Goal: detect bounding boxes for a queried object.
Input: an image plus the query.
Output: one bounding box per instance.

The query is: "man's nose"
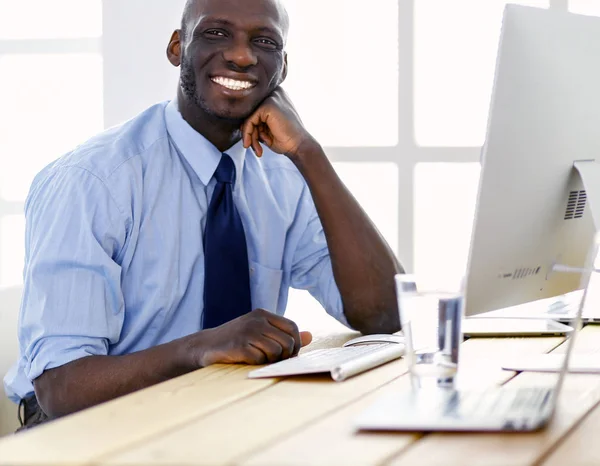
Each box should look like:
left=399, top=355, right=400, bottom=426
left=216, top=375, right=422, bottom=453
left=223, top=38, right=258, bottom=69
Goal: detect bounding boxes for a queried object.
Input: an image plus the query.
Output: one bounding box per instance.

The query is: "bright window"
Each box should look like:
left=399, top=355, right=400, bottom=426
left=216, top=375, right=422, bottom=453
left=282, top=0, right=399, bottom=147
left=414, top=163, right=480, bottom=289
left=0, top=2, right=103, bottom=291
left=333, top=162, right=399, bottom=255
left=0, top=54, right=103, bottom=201
left=414, top=0, right=549, bottom=147
left=569, top=0, right=600, bottom=15
left=0, top=0, right=102, bottom=40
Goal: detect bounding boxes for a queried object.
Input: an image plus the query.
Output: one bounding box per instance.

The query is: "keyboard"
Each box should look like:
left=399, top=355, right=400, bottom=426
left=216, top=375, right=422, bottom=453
left=451, top=387, right=553, bottom=419
left=247, top=343, right=405, bottom=382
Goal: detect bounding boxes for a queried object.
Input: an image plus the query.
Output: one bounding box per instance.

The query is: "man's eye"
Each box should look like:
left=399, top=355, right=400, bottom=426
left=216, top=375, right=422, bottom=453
left=255, top=38, right=278, bottom=48
left=205, top=30, right=226, bottom=37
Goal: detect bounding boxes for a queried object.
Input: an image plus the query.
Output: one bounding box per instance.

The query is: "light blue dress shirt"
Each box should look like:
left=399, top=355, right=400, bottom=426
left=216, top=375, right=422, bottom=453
left=4, top=100, right=346, bottom=403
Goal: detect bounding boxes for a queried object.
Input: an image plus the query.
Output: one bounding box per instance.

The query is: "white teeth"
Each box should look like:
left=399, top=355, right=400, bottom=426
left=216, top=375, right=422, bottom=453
left=212, top=76, right=254, bottom=91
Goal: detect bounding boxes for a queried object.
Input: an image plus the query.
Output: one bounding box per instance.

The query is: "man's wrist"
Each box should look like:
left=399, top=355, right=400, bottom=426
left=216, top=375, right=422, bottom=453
left=171, top=331, right=209, bottom=372
left=288, top=137, right=327, bottom=172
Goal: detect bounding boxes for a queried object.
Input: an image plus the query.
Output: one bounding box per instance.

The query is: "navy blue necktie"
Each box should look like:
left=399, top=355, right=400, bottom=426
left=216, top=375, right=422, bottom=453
left=203, top=154, right=252, bottom=329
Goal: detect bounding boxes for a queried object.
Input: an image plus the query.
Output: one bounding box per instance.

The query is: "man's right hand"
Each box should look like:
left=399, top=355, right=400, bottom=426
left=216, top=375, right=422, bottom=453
left=187, top=309, right=313, bottom=367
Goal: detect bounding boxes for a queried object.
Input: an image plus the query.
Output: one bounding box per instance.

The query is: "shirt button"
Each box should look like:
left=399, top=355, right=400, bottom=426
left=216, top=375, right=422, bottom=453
left=250, top=267, right=255, bottom=275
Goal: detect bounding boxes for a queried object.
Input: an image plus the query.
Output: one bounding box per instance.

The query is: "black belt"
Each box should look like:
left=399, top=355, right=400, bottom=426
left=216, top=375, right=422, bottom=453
left=17, top=395, right=49, bottom=432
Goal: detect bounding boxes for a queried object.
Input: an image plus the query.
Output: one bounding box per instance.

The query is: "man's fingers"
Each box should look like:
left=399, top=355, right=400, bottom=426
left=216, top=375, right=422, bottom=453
left=262, top=327, right=296, bottom=360
left=242, top=110, right=265, bottom=149
left=241, top=115, right=258, bottom=149
left=259, top=128, right=273, bottom=147
left=264, top=313, right=302, bottom=355
left=251, top=127, right=263, bottom=157
left=241, top=121, right=251, bottom=149
left=249, top=337, right=283, bottom=363
left=300, top=331, right=313, bottom=348
left=243, top=344, right=268, bottom=365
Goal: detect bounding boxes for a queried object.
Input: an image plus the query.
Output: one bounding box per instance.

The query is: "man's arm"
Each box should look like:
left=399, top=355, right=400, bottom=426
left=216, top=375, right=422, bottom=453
left=291, top=144, right=403, bottom=334
left=35, top=310, right=312, bottom=418
left=34, top=337, right=190, bottom=418
left=242, top=89, right=403, bottom=335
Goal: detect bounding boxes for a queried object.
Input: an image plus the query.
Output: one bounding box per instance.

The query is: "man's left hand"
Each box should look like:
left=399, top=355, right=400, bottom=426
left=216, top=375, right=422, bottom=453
left=241, top=87, right=317, bottom=160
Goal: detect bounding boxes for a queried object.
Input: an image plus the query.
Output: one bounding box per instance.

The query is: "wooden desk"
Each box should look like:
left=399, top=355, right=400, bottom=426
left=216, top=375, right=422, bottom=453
left=2, top=328, right=600, bottom=465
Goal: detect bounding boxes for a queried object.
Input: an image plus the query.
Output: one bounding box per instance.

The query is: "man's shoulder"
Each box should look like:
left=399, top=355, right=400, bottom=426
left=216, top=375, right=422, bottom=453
left=51, top=102, right=171, bottom=182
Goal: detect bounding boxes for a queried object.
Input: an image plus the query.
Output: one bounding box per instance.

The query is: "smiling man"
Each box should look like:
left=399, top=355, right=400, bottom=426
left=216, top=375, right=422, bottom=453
left=4, top=0, right=403, bottom=430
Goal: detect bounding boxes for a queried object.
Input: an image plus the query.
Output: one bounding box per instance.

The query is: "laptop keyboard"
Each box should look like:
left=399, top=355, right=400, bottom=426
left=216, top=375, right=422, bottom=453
left=449, top=387, right=553, bottom=418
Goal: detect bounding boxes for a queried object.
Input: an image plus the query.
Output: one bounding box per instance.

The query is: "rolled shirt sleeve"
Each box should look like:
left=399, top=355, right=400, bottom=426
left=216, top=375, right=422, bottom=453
left=289, top=186, right=349, bottom=327
left=20, top=164, right=127, bottom=383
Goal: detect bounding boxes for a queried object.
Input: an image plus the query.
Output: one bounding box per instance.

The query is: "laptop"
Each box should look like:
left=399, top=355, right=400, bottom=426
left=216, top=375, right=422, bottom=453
left=474, top=289, right=600, bottom=324
left=353, top=265, right=587, bottom=432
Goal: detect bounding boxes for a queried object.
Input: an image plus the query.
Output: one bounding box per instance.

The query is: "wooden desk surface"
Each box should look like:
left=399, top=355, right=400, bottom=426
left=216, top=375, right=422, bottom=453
left=2, top=328, right=600, bottom=466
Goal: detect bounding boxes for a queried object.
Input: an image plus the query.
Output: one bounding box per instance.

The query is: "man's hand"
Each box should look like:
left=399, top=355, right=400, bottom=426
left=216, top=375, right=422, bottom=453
left=188, top=309, right=313, bottom=367
left=241, top=87, right=317, bottom=160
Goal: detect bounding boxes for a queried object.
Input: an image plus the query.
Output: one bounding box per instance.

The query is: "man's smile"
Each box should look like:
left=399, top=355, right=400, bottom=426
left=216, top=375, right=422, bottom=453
left=211, top=76, right=257, bottom=91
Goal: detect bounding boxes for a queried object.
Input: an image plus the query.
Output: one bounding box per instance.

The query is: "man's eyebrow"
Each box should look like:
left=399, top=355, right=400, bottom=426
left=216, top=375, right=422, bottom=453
left=201, top=17, right=235, bottom=28
left=255, top=26, right=282, bottom=39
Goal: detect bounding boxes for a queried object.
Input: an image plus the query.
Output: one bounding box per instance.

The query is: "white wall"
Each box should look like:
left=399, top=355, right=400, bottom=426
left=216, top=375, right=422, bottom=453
left=102, top=0, right=184, bottom=128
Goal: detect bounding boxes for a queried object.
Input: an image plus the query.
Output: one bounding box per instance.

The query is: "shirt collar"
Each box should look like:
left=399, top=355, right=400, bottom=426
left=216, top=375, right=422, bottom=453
left=164, top=99, right=247, bottom=188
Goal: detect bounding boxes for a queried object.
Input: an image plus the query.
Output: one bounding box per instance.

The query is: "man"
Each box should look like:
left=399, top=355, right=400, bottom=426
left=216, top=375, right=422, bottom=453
left=4, top=0, right=402, bottom=430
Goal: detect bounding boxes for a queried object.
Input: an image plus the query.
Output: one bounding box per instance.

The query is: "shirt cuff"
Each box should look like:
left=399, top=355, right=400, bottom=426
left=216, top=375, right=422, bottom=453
left=24, top=336, right=109, bottom=383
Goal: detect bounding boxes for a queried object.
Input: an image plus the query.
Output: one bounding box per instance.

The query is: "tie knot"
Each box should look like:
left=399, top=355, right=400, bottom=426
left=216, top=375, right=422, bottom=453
left=214, top=154, right=236, bottom=184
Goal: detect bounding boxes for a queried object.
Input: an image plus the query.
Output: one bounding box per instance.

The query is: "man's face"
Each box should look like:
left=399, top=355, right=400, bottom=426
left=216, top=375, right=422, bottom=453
left=177, top=0, right=288, bottom=123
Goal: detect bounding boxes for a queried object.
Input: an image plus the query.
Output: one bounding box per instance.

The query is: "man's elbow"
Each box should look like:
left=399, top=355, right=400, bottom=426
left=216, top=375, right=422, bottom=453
left=33, top=369, right=69, bottom=419
left=345, top=308, right=401, bottom=335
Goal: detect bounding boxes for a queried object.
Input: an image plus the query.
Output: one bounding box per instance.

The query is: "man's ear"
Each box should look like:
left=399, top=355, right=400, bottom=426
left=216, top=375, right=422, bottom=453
left=280, top=52, right=288, bottom=84
left=167, top=30, right=182, bottom=67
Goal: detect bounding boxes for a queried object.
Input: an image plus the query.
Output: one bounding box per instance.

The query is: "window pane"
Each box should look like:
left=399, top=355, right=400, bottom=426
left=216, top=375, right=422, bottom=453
left=0, top=54, right=103, bottom=201
left=333, top=162, right=399, bottom=255
left=569, top=0, right=600, bottom=15
left=282, top=0, right=398, bottom=147
left=0, top=0, right=102, bottom=39
left=0, top=215, right=25, bottom=289
left=285, top=162, right=399, bottom=333
left=414, top=163, right=480, bottom=290
left=414, top=0, right=549, bottom=147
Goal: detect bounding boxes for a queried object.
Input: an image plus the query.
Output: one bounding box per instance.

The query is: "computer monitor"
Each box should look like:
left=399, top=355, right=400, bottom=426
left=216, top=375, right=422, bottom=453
left=464, top=4, right=600, bottom=317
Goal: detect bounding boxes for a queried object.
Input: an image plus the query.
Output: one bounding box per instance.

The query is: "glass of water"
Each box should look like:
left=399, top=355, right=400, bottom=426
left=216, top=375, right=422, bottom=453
left=395, top=274, right=464, bottom=390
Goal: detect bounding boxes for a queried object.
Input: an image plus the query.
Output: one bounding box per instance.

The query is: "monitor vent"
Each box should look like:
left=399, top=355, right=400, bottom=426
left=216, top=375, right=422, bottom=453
left=511, top=266, right=542, bottom=280
left=564, top=190, right=587, bottom=220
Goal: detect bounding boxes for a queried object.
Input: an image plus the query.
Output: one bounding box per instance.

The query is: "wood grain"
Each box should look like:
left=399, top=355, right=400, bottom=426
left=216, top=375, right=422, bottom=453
left=98, top=359, right=408, bottom=465
left=0, top=365, right=275, bottom=465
